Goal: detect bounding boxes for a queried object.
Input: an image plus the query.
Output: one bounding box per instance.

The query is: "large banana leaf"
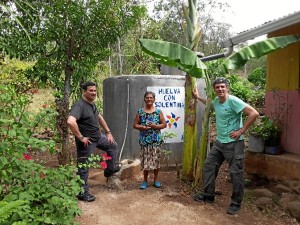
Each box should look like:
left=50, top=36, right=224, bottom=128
left=219, top=35, right=300, bottom=74
left=139, top=39, right=207, bottom=78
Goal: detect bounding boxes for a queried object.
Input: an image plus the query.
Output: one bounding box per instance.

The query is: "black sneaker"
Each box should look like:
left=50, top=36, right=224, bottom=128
left=193, top=193, right=215, bottom=203
left=77, top=193, right=96, bottom=202
left=104, top=164, right=121, bottom=178
left=227, top=203, right=241, bottom=215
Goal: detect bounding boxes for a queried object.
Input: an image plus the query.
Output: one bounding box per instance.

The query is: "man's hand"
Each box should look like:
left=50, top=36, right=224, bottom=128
left=106, top=133, right=115, bottom=144
left=229, top=129, right=244, bottom=140
left=81, top=137, right=91, bottom=147
left=193, top=86, right=200, bottom=99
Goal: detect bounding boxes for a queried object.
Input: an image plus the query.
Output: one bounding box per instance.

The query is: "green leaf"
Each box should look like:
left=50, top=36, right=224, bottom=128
left=8, top=129, right=17, bottom=137
left=139, top=39, right=207, bottom=78
left=219, top=35, right=300, bottom=74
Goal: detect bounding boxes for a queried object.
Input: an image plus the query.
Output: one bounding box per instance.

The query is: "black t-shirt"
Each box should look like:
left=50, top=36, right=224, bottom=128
left=70, top=99, right=101, bottom=141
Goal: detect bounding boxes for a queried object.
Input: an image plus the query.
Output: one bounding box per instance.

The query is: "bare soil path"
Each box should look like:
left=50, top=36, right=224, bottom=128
left=76, top=165, right=298, bottom=225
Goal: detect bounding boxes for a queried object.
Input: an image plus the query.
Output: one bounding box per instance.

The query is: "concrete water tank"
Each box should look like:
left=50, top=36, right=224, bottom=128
left=103, top=75, right=206, bottom=164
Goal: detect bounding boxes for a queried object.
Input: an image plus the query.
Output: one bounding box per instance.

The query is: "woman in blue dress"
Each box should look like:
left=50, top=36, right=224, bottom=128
left=133, top=91, right=167, bottom=189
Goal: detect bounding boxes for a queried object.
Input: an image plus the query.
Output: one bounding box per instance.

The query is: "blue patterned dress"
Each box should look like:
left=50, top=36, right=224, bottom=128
left=137, top=108, right=163, bottom=170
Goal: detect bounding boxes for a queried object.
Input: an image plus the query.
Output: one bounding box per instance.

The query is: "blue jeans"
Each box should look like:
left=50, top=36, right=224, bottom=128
left=203, top=140, right=244, bottom=205
left=76, top=134, right=118, bottom=194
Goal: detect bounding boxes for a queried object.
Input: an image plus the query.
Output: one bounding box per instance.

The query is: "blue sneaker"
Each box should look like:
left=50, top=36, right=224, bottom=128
left=139, top=181, right=148, bottom=189
left=153, top=181, right=162, bottom=188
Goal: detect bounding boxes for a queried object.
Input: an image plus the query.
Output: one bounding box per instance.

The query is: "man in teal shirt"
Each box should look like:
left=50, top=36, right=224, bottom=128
left=193, top=77, right=259, bottom=215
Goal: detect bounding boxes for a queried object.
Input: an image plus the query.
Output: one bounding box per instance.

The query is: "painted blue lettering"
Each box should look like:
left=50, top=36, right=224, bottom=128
left=163, top=95, right=176, bottom=101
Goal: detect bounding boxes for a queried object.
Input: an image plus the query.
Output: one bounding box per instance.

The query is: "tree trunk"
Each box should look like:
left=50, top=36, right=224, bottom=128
left=57, top=38, right=73, bottom=165
left=56, top=97, right=71, bottom=165
left=181, top=74, right=197, bottom=181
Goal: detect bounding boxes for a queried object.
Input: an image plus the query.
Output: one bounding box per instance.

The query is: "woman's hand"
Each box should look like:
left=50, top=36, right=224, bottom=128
left=147, top=122, right=157, bottom=129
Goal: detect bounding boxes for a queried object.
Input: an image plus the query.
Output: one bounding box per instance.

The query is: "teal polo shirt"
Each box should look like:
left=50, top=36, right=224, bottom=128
left=213, top=95, right=247, bottom=143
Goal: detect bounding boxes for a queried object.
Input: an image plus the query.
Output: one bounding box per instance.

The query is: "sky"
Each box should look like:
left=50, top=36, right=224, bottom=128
left=216, top=0, right=300, bottom=34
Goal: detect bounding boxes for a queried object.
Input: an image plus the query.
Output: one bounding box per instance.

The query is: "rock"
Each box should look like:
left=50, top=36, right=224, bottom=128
left=105, top=176, right=124, bottom=190
left=278, top=193, right=298, bottom=207
left=252, top=188, right=277, bottom=198
left=118, top=159, right=142, bottom=180
left=287, top=201, right=300, bottom=222
left=255, top=197, right=274, bottom=210
left=282, top=180, right=300, bottom=194
left=274, top=184, right=293, bottom=194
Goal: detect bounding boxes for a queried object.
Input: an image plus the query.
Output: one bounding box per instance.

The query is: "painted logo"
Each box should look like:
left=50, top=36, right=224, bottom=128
left=166, top=112, right=180, bottom=129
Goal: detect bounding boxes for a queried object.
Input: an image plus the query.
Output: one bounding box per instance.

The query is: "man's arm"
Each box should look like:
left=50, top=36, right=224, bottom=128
left=67, top=115, right=91, bottom=146
left=230, top=105, right=259, bottom=139
left=98, top=114, right=115, bottom=143
left=193, top=86, right=207, bottom=105
left=98, top=114, right=111, bottom=134
left=67, top=116, right=83, bottom=140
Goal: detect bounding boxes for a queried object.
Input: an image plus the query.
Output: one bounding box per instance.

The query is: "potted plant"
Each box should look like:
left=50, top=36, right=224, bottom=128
left=248, top=116, right=281, bottom=154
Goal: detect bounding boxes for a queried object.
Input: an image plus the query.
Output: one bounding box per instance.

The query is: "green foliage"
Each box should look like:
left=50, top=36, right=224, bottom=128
left=139, top=39, right=207, bottom=77
left=161, top=132, right=177, bottom=167
left=0, top=58, right=36, bottom=93
left=249, top=116, right=281, bottom=145
left=1, top=0, right=146, bottom=164
left=248, top=89, right=265, bottom=114
left=219, top=35, right=300, bottom=74
left=225, top=74, right=254, bottom=102
left=0, top=84, right=57, bottom=153
left=248, top=66, right=266, bottom=87
left=0, top=83, right=81, bottom=224
left=0, top=200, right=27, bottom=224
left=0, top=151, right=82, bottom=225
left=78, top=153, right=110, bottom=170
left=1, top=0, right=145, bottom=93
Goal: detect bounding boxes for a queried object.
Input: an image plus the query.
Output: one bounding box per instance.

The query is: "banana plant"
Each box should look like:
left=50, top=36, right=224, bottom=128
left=170, top=0, right=203, bottom=181
left=139, top=34, right=300, bottom=186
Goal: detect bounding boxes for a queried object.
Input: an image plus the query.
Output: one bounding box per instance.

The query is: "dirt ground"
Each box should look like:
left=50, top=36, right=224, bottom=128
left=76, top=164, right=298, bottom=225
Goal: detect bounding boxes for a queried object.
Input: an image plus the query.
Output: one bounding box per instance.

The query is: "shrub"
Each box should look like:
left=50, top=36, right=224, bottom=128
left=0, top=84, right=57, bottom=153
left=248, top=66, right=266, bottom=87
left=0, top=84, right=82, bottom=224
left=225, top=74, right=254, bottom=102
left=0, top=151, right=82, bottom=225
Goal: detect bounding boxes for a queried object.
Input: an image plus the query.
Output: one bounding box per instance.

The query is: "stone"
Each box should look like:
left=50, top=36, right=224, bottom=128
left=278, top=193, right=298, bottom=207
left=282, top=180, right=300, bottom=194
left=274, top=184, right=293, bottom=194
left=105, top=176, right=124, bottom=190
left=287, top=201, right=300, bottom=222
left=255, top=197, right=274, bottom=210
left=118, top=159, right=142, bottom=180
left=252, top=188, right=277, bottom=198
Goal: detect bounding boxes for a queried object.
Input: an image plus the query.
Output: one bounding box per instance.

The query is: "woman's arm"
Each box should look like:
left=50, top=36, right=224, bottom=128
left=133, top=113, right=150, bottom=131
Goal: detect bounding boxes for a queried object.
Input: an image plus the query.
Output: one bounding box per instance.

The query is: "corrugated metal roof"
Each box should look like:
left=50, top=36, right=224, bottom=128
left=237, top=10, right=300, bottom=34
left=221, top=10, right=300, bottom=48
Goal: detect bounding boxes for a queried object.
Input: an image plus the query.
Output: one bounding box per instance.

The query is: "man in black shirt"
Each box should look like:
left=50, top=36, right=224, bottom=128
left=67, top=81, right=119, bottom=202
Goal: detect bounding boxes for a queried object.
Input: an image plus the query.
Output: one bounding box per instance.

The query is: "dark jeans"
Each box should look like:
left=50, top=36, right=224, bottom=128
left=203, top=140, right=244, bottom=205
left=76, top=134, right=118, bottom=194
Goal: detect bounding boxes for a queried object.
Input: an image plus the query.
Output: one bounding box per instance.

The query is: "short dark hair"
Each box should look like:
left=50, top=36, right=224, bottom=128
left=144, top=91, right=155, bottom=99
left=212, top=77, right=229, bottom=88
left=81, top=81, right=97, bottom=91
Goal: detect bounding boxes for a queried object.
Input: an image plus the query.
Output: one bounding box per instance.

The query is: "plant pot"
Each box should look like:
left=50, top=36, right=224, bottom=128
left=265, top=146, right=281, bottom=155
left=248, top=135, right=264, bottom=153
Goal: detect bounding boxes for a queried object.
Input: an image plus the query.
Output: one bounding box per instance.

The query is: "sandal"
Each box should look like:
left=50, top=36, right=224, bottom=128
left=139, top=181, right=148, bottom=189
left=153, top=181, right=162, bottom=188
